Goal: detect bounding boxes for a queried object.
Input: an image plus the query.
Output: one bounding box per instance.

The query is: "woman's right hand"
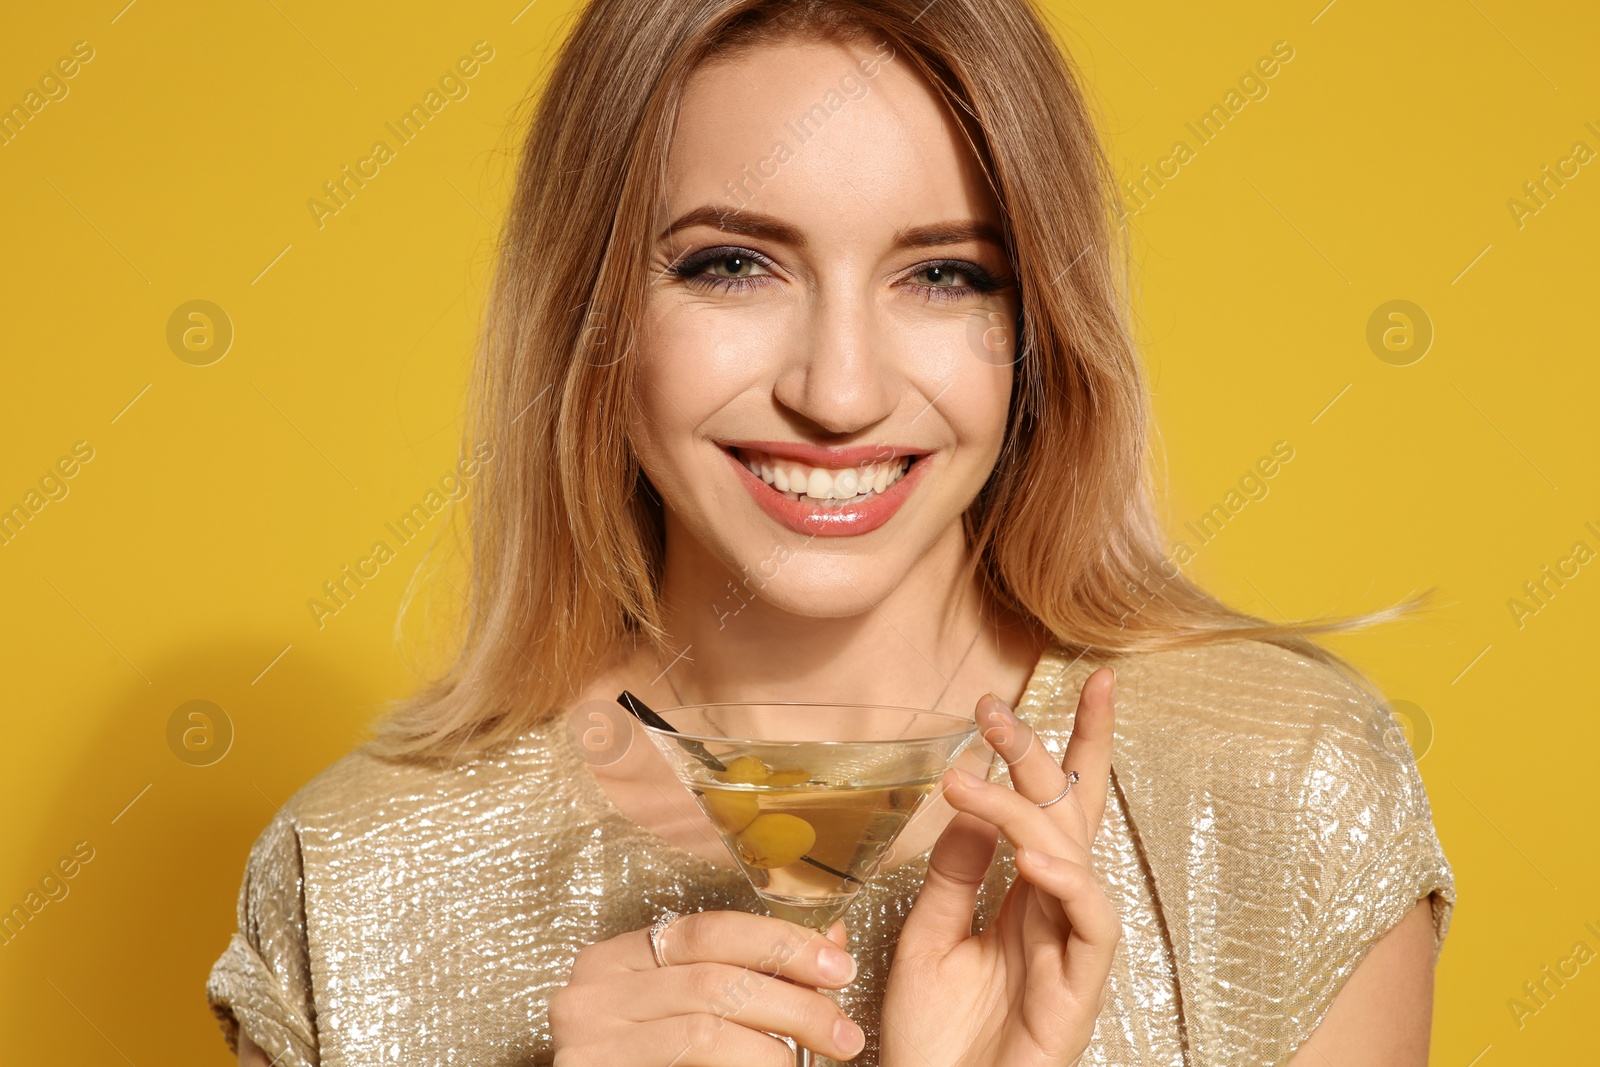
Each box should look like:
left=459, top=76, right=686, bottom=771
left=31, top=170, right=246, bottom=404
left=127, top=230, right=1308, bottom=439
left=549, top=909, right=867, bottom=1065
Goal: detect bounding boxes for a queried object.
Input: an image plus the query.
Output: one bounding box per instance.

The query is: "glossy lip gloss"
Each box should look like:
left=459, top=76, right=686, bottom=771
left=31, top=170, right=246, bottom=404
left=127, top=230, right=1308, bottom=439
left=719, top=446, right=932, bottom=537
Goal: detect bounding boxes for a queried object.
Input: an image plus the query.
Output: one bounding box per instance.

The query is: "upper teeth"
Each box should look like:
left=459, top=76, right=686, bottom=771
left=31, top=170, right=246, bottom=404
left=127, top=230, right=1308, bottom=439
left=735, top=448, right=911, bottom=501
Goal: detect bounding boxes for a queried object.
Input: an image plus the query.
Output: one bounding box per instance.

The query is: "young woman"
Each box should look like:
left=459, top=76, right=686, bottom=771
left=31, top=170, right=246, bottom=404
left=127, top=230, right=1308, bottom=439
left=208, top=2, right=1454, bottom=1064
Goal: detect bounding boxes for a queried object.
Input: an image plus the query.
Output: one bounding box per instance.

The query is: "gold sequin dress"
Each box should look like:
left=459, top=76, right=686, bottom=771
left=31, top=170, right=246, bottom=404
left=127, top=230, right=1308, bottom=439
left=207, top=638, right=1455, bottom=1066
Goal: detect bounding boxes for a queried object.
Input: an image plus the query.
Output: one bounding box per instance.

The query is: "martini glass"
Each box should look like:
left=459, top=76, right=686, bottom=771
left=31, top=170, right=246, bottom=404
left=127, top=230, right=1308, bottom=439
left=620, top=694, right=979, bottom=1065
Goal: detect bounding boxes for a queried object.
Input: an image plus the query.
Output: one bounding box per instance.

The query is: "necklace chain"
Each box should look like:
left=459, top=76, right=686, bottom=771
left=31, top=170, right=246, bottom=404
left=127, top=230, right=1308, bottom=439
left=658, top=613, right=988, bottom=713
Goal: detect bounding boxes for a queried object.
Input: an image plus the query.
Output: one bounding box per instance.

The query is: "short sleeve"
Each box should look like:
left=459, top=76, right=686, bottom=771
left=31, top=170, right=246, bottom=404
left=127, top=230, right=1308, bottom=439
left=206, top=807, right=319, bottom=1066
left=1285, top=670, right=1456, bottom=1045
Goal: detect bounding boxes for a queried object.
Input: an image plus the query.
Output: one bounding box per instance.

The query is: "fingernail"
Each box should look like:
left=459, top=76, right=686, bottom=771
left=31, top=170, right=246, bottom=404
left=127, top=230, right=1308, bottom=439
left=952, top=766, right=983, bottom=787
left=985, top=694, right=1018, bottom=723
left=1018, top=847, right=1052, bottom=868
left=834, top=1017, right=865, bottom=1056
left=818, top=946, right=856, bottom=984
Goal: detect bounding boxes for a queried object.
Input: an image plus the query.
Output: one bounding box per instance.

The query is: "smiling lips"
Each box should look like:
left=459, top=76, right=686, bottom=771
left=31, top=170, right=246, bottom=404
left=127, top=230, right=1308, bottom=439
left=719, top=441, right=931, bottom=537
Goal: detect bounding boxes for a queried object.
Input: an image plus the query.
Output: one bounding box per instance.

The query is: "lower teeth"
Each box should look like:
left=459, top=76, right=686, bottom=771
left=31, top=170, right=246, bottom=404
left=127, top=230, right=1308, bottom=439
left=784, top=488, right=879, bottom=506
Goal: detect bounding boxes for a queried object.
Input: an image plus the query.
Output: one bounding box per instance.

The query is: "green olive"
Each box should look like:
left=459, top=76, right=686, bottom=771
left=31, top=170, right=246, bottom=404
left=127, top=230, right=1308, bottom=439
left=701, top=789, right=760, bottom=833
left=717, top=755, right=771, bottom=784
left=736, top=813, right=817, bottom=869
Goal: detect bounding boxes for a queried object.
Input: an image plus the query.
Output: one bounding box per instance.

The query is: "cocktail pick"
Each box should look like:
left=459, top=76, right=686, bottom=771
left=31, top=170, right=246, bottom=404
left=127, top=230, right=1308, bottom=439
left=617, top=691, right=727, bottom=771
left=615, top=690, right=862, bottom=887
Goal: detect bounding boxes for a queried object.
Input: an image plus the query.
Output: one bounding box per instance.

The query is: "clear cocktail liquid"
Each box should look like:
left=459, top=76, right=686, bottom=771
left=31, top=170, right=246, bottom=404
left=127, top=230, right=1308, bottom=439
left=692, top=753, right=939, bottom=930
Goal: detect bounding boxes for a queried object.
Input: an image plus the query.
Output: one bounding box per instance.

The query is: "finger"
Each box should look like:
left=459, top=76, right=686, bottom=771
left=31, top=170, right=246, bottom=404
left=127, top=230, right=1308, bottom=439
left=617, top=964, right=866, bottom=1062
left=1014, top=847, right=1122, bottom=993
left=938, top=765, right=1084, bottom=863
left=975, top=692, right=1079, bottom=825
left=579, top=911, right=856, bottom=989
left=897, top=808, right=999, bottom=956
left=618, top=1013, right=805, bottom=1067
left=1061, top=667, right=1117, bottom=846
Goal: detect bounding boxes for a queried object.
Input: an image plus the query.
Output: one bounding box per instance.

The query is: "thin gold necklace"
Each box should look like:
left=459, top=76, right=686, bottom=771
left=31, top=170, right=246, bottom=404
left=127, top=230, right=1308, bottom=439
left=658, top=614, right=989, bottom=713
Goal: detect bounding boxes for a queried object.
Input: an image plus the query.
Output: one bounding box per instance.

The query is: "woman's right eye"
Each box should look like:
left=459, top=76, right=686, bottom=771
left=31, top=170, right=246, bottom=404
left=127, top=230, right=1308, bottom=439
left=701, top=252, right=766, bottom=278
left=670, top=247, right=775, bottom=292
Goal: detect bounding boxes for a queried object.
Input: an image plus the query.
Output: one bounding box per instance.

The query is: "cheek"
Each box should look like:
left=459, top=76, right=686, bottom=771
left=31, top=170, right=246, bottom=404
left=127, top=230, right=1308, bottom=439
left=943, top=361, right=1013, bottom=474
left=893, top=312, right=1014, bottom=455
left=632, top=301, right=768, bottom=482
left=643, top=305, right=750, bottom=392
left=957, top=309, right=1018, bottom=455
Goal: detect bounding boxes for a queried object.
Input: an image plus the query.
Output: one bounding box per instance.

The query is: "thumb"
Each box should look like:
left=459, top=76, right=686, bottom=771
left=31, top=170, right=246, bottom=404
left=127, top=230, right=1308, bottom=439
left=898, top=810, right=1000, bottom=957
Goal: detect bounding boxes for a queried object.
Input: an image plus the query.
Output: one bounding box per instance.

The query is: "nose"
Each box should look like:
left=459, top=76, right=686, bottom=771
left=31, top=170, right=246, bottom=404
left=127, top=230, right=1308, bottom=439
left=770, top=284, right=897, bottom=435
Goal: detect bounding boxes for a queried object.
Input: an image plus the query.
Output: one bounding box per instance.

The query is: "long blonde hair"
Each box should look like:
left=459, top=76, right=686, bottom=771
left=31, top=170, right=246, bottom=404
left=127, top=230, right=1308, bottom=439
left=372, top=0, right=1430, bottom=762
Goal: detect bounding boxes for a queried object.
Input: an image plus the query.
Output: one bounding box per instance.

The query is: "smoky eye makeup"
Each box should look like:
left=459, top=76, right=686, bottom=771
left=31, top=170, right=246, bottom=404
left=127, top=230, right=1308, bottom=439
left=666, top=245, right=779, bottom=295
left=902, top=259, right=1007, bottom=301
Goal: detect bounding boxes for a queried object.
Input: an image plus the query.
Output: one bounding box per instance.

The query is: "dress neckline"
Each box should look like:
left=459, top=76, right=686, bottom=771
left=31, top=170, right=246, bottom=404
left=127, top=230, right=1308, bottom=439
left=562, top=638, right=1074, bottom=875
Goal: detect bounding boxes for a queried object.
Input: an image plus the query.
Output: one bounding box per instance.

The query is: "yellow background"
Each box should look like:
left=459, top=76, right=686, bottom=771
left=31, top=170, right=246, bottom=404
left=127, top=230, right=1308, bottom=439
left=1, top=1, right=1594, bottom=1062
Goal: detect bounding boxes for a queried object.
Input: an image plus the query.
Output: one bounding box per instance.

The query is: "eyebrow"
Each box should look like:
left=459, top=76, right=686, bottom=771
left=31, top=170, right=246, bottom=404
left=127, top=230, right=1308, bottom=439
left=658, top=205, right=1006, bottom=252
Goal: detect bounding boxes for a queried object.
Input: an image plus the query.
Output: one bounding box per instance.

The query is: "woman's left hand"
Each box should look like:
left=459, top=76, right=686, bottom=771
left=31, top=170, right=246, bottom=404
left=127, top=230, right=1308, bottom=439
left=881, top=667, right=1120, bottom=1067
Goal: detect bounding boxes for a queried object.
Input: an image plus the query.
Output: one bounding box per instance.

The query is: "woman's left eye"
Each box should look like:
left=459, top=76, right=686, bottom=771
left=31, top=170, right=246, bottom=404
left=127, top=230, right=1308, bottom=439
left=912, top=264, right=967, bottom=286
left=905, top=261, right=1000, bottom=301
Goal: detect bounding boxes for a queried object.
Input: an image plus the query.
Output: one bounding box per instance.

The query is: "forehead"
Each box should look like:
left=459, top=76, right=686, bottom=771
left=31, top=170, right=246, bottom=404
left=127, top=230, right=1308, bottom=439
left=665, top=35, right=1000, bottom=232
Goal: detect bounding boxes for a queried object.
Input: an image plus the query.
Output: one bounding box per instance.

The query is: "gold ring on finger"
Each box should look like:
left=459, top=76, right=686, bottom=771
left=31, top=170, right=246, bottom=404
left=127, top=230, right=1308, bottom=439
left=1035, top=769, right=1080, bottom=809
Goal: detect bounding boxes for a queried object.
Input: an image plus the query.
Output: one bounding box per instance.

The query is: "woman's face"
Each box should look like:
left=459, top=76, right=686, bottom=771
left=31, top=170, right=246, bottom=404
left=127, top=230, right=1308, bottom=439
left=633, top=34, right=1018, bottom=617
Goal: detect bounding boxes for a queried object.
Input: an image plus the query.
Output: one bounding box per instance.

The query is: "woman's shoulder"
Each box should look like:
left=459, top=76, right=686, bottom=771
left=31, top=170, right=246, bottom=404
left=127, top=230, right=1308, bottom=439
left=1035, top=635, right=1411, bottom=773
left=220, top=709, right=586, bottom=925
left=1073, top=636, right=1455, bottom=1061
left=1093, top=636, right=1448, bottom=880
left=268, top=713, right=586, bottom=841
left=1102, top=635, right=1392, bottom=741
left=208, top=716, right=596, bottom=1063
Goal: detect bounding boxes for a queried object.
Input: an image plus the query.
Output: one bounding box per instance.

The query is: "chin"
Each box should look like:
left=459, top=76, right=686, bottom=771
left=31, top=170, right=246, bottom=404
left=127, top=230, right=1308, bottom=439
left=738, top=568, right=910, bottom=619
left=708, top=528, right=935, bottom=614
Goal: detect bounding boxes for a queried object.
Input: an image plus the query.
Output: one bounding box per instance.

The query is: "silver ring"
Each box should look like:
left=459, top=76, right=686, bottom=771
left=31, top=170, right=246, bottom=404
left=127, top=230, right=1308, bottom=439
left=1035, top=770, right=1080, bottom=808
left=648, top=909, right=682, bottom=968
